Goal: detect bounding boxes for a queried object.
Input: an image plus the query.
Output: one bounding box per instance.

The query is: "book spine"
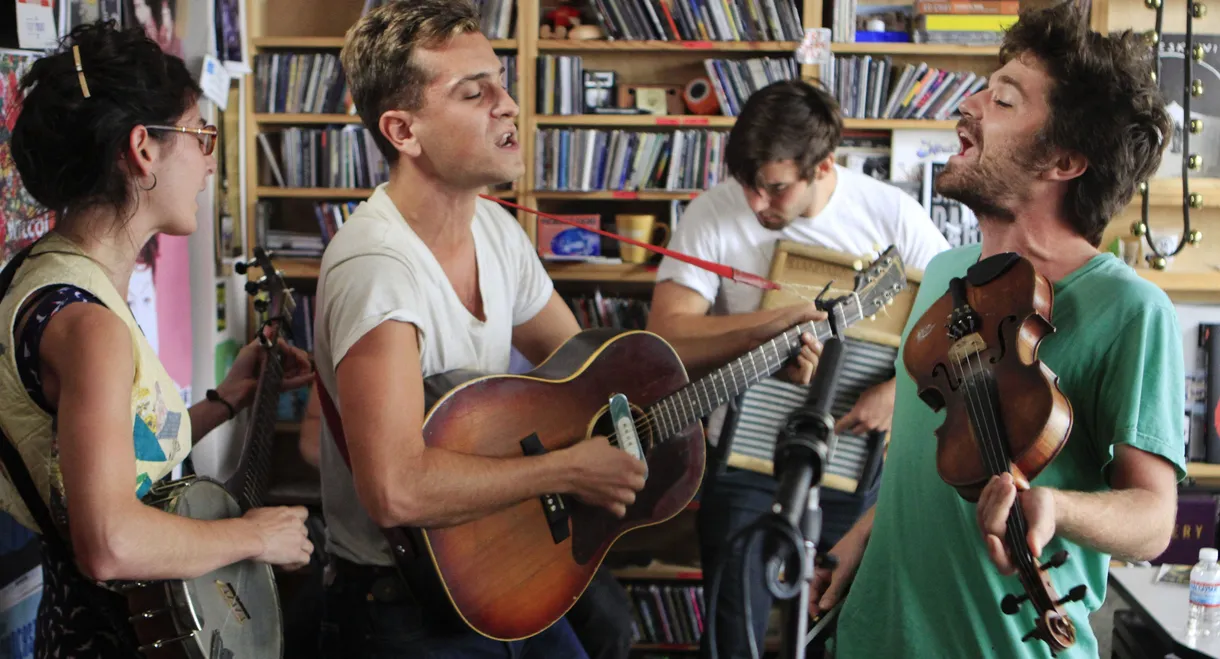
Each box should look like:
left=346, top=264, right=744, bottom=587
left=1203, top=324, right=1220, bottom=462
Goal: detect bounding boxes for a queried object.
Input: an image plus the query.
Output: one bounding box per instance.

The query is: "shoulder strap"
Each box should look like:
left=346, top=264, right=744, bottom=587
left=313, top=372, right=419, bottom=561
left=0, top=241, right=72, bottom=548
left=313, top=372, right=351, bottom=467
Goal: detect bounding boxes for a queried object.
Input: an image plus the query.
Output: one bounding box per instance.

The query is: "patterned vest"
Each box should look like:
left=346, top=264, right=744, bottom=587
left=0, top=233, right=191, bottom=536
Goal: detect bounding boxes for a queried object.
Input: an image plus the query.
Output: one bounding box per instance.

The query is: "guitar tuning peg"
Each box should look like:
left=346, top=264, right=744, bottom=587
left=1057, top=584, right=1088, bottom=606
left=853, top=260, right=864, bottom=272
left=1041, top=550, right=1069, bottom=571
left=869, top=314, right=877, bottom=322
left=245, top=280, right=262, bottom=296
left=1001, top=592, right=1028, bottom=615
left=233, top=259, right=249, bottom=275
left=253, top=298, right=269, bottom=313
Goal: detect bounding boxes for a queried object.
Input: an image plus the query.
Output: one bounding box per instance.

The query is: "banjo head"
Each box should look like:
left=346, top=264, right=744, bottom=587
left=132, top=477, right=283, bottom=659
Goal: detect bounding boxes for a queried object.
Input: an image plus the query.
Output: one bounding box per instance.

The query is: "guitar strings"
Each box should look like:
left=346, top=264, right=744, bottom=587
left=600, top=313, right=821, bottom=447
left=599, top=275, right=884, bottom=447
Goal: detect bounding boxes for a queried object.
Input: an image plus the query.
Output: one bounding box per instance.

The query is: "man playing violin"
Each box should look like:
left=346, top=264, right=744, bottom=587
left=816, top=3, right=1185, bottom=658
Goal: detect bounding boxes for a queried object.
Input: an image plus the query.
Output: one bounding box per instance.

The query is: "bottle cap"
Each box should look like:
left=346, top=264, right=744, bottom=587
left=1201, top=547, right=1218, bottom=562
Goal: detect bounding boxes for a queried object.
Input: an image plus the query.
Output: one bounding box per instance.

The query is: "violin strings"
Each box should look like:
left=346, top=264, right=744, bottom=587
left=950, top=353, right=1038, bottom=586
left=969, top=349, right=1042, bottom=583
left=959, top=349, right=1045, bottom=604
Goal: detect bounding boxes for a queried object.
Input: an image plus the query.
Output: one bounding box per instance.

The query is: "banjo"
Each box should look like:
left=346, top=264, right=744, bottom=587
left=121, top=247, right=295, bottom=659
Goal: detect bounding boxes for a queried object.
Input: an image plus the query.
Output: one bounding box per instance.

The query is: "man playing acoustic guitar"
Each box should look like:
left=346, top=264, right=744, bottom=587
left=816, top=3, right=1186, bottom=658
left=310, top=1, right=711, bottom=656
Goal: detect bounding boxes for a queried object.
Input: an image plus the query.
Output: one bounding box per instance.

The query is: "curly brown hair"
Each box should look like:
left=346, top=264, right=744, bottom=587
left=999, top=1, right=1171, bottom=246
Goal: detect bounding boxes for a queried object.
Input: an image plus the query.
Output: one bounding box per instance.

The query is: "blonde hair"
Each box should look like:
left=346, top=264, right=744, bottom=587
left=340, top=0, right=481, bottom=161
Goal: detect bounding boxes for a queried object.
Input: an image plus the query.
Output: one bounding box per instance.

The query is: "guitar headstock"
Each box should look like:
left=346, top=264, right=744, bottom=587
left=847, top=246, right=907, bottom=322
left=235, top=247, right=297, bottom=346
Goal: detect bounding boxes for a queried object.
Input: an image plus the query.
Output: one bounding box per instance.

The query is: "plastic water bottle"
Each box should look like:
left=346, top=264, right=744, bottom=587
left=1188, top=547, right=1220, bottom=636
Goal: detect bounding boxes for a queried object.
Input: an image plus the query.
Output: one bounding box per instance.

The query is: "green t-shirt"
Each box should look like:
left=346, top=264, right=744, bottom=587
left=833, top=244, right=1187, bottom=659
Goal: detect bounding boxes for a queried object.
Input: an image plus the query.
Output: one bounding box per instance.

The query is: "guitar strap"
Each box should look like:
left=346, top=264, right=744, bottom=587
left=312, top=372, right=419, bottom=562
left=313, top=373, right=475, bottom=635
left=0, top=241, right=66, bottom=547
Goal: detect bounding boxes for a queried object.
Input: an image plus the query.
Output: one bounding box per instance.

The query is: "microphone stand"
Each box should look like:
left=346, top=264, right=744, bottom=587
left=764, top=329, right=847, bottom=659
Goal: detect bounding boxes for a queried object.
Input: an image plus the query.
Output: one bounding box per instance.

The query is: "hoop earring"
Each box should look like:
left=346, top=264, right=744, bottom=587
left=138, top=173, right=157, bottom=192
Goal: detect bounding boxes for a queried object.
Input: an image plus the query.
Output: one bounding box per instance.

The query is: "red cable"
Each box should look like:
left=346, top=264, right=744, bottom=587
left=480, top=194, right=781, bottom=291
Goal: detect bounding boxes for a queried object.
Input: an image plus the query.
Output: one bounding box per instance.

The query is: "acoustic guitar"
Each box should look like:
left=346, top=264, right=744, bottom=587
left=123, top=247, right=294, bottom=658
left=363, top=246, right=910, bottom=641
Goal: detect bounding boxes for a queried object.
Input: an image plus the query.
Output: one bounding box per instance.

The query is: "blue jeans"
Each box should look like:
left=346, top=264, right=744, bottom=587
left=697, top=466, right=879, bottom=659
left=319, top=558, right=591, bottom=659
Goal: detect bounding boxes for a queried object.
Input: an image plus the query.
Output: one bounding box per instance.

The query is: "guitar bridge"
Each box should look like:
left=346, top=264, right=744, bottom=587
left=520, top=434, right=570, bottom=544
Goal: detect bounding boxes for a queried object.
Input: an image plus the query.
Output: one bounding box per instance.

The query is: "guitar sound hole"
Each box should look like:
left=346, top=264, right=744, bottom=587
left=590, top=405, right=654, bottom=455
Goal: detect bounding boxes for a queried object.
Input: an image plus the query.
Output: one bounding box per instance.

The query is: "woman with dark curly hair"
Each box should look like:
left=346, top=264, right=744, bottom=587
left=0, top=22, right=315, bottom=658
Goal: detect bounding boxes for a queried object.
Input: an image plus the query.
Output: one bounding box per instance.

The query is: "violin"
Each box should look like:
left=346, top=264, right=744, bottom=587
left=903, top=252, right=1088, bottom=655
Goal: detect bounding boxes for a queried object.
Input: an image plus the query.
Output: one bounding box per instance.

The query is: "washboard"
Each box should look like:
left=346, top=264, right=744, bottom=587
left=721, top=241, right=924, bottom=493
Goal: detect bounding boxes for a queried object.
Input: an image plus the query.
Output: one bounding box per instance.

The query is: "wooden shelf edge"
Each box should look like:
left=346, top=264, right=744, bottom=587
left=255, top=113, right=362, bottom=124
left=271, top=258, right=321, bottom=279
left=535, top=114, right=735, bottom=128
left=538, top=39, right=798, bottom=52
left=255, top=187, right=374, bottom=199
left=534, top=116, right=958, bottom=131
left=252, top=36, right=345, bottom=49
left=545, top=263, right=658, bottom=282
left=1188, top=462, right=1220, bottom=480
left=1136, top=269, right=1220, bottom=294
left=253, top=36, right=516, bottom=50
left=843, top=118, right=959, bottom=130
left=613, top=563, right=702, bottom=580
left=1142, top=177, right=1220, bottom=208
left=830, top=42, right=1000, bottom=56
left=533, top=190, right=702, bottom=201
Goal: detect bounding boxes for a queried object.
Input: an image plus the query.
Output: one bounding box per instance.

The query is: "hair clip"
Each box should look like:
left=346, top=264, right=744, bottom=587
left=72, top=45, right=91, bottom=99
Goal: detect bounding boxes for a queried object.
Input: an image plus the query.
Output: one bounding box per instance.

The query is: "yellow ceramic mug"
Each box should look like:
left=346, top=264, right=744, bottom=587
left=616, top=214, right=671, bottom=264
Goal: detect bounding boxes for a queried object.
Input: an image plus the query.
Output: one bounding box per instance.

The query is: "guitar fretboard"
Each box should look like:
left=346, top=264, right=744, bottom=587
left=647, top=300, right=862, bottom=443
left=237, top=348, right=284, bottom=511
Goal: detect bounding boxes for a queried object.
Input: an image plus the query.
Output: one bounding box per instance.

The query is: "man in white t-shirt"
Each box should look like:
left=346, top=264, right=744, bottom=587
left=647, top=79, right=949, bottom=659
left=311, top=2, right=647, bottom=657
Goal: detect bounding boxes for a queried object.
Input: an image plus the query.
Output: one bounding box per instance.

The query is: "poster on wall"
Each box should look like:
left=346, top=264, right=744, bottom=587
left=214, top=0, right=248, bottom=74
left=1155, top=34, right=1219, bottom=180
left=1, top=49, right=55, bottom=269
left=124, top=0, right=184, bottom=58
left=128, top=235, right=194, bottom=404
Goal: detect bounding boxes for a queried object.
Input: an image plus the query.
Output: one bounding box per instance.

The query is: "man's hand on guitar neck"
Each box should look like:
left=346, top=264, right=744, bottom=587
left=647, top=281, right=826, bottom=379
left=558, top=436, right=648, bottom=518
